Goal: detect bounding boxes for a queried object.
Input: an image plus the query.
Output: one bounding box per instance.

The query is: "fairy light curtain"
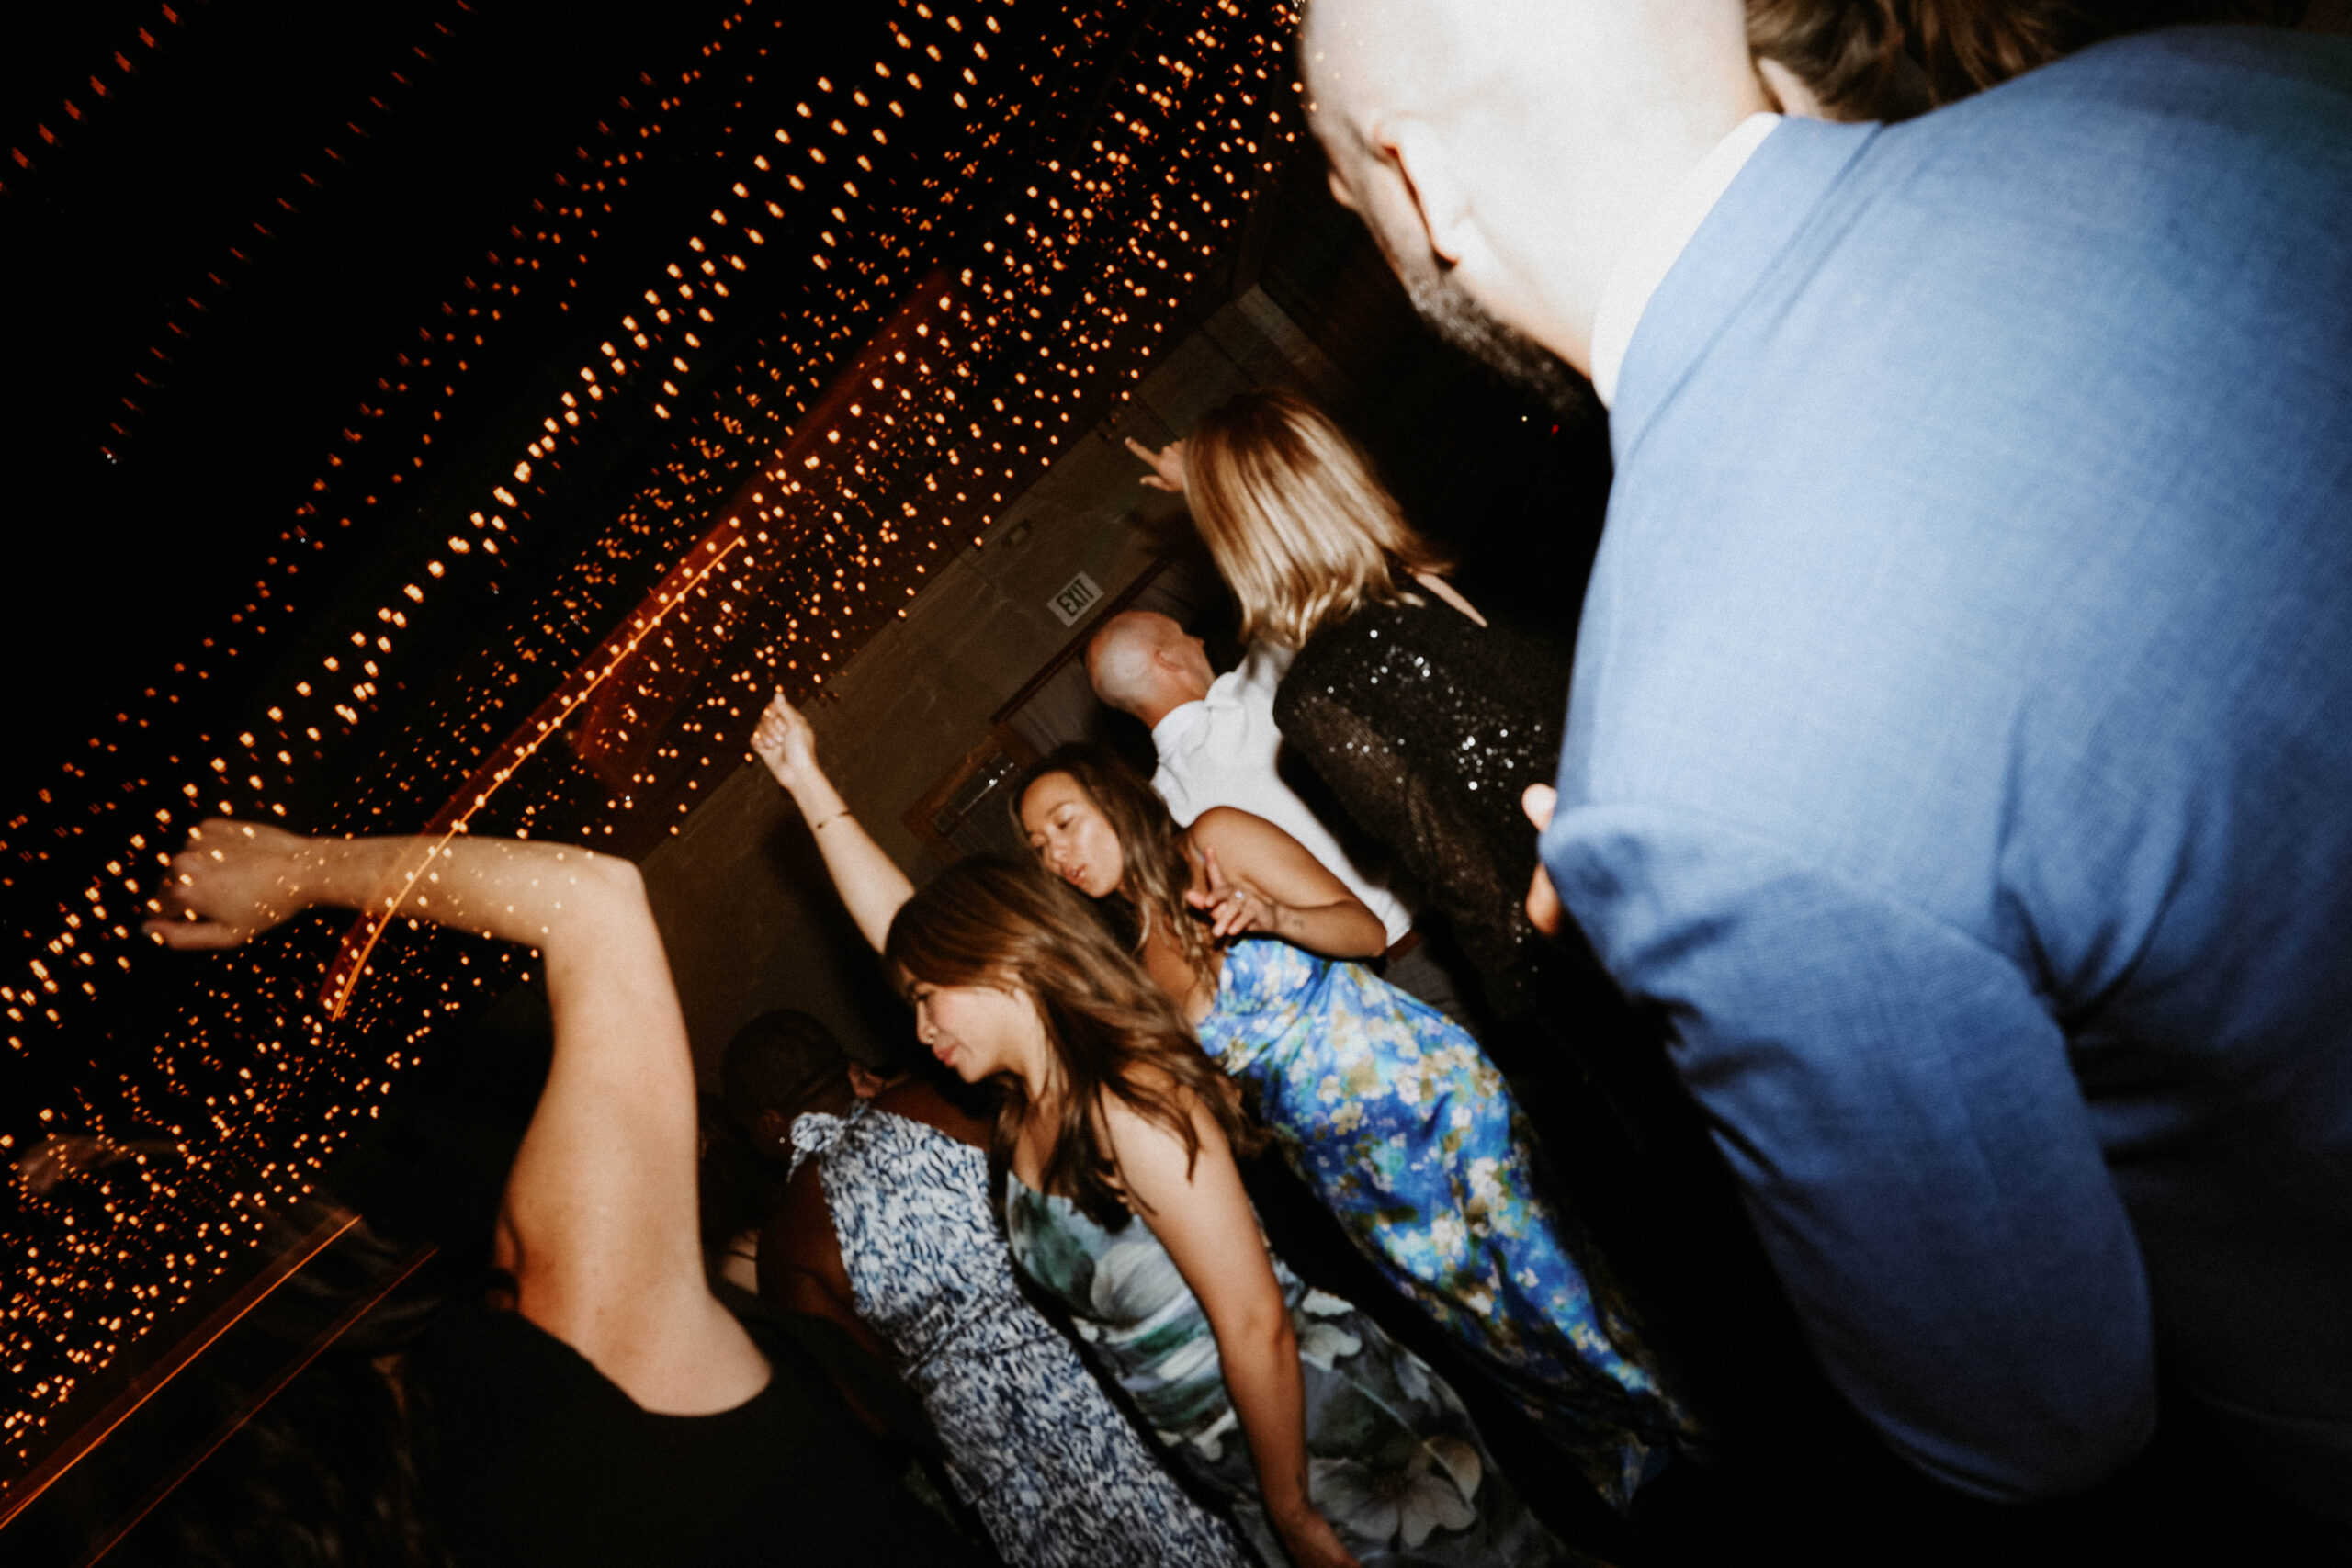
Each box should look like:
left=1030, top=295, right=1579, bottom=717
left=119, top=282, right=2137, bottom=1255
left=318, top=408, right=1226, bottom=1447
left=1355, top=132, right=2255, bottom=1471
left=1, top=0, right=1304, bottom=1474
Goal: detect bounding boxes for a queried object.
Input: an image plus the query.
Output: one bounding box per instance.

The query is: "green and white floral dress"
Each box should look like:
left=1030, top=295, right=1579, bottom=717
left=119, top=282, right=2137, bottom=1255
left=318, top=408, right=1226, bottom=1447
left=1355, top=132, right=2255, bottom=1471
left=1006, top=1176, right=1577, bottom=1566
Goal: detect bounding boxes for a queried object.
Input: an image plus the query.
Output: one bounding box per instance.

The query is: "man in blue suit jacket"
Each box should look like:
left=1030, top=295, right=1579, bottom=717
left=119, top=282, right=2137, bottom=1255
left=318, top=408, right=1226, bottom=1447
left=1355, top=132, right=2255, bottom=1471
left=1302, top=0, right=2352, bottom=1521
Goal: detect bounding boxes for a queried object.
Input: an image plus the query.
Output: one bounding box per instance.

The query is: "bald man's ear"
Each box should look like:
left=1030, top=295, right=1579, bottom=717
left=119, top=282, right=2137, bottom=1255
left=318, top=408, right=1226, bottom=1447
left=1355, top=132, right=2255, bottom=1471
left=1380, top=116, right=1475, bottom=266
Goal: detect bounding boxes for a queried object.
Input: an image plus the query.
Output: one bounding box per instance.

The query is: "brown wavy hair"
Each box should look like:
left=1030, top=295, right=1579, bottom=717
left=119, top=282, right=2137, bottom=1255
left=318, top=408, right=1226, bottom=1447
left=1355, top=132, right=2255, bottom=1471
left=1749, top=0, right=2307, bottom=122
left=883, top=856, right=1255, bottom=1231
left=1186, top=387, right=1453, bottom=650
left=1021, top=743, right=1217, bottom=987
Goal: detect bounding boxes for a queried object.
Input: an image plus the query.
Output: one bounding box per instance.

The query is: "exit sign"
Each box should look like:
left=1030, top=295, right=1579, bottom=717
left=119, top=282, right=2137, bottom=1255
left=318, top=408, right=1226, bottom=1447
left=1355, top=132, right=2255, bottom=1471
left=1048, top=570, right=1102, bottom=626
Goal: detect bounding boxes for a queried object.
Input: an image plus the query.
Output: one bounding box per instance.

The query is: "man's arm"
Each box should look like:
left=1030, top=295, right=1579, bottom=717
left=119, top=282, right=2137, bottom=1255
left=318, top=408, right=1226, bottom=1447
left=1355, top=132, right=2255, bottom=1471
left=1542, top=803, right=2155, bottom=1499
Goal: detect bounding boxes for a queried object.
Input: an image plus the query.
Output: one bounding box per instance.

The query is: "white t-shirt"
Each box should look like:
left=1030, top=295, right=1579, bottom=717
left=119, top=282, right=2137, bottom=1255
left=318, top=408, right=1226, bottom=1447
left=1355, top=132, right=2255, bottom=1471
left=1149, top=645, right=1414, bottom=946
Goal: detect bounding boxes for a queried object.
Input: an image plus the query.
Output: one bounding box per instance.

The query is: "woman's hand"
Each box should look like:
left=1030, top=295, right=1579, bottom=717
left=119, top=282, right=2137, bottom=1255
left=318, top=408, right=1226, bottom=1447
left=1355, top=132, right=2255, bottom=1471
left=1183, top=810, right=1387, bottom=960
left=1123, top=434, right=1189, bottom=495
left=1269, top=1497, right=1363, bottom=1568
left=1521, top=784, right=1563, bottom=937
left=143, top=820, right=320, bottom=951
left=751, top=690, right=824, bottom=795
left=750, top=690, right=910, bottom=951
left=1185, top=846, right=1285, bottom=942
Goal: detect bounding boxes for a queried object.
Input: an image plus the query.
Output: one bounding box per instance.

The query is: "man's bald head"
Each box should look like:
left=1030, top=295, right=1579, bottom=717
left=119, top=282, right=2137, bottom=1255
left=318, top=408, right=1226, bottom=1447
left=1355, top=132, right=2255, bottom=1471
left=1300, top=0, right=1765, bottom=382
left=1087, top=611, right=1214, bottom=728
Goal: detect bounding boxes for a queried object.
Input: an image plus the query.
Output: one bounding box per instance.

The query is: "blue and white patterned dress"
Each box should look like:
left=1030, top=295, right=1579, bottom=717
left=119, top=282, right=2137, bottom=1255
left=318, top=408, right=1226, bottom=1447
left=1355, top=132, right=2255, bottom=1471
left=791, top=1102, right=1252, bottom=1568
left=1194, top=938, right=1697, bottom=1509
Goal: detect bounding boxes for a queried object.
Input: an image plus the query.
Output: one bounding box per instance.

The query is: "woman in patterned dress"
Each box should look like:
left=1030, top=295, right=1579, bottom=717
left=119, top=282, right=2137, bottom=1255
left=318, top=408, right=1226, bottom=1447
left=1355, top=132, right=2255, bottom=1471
left=1014, top=747, right=1696, bottom=1510
left=888, top=857, right=1577, bottom=1568
left=751, top=696, right=1570, bottom=1566
left=760, top=1044, right=1254, bottom=1568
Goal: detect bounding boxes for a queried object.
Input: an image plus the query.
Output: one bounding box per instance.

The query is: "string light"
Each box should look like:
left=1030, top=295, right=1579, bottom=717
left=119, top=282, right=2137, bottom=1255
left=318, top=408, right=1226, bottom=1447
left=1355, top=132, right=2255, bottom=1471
left=1, top=0, right=1303, bottom=1469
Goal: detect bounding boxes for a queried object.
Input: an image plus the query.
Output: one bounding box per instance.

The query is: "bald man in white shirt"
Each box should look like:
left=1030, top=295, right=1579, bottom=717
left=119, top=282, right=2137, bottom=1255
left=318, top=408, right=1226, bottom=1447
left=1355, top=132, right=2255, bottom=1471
left=1087, top=609, right=1468, bottom=1024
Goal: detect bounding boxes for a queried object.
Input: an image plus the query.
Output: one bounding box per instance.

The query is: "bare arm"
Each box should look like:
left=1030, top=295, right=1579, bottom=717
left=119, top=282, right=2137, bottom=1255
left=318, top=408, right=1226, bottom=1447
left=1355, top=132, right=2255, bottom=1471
left=750, top=692, right=913, bottom=951
left=147, top=821, right=767, bottom=1416
left=1105, top=1095, right=1361, bottom=1568
left=1185, top=807, right=1387, bottom=958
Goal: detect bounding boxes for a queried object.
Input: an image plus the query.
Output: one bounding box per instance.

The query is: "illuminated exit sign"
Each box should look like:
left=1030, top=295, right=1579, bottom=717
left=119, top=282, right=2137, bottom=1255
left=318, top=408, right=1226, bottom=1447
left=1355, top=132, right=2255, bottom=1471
left=1048, top=570, right=1102, bottom=626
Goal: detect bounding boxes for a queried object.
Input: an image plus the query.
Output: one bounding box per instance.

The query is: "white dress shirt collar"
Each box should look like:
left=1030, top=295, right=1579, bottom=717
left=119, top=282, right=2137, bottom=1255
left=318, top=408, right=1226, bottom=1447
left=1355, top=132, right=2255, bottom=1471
left=1589, top=111, right=1782, bottom=410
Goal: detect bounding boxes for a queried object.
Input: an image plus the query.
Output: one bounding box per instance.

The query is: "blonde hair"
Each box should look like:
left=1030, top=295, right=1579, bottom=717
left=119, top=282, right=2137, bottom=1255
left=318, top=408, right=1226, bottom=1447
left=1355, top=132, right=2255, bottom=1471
left=1187, top=388, right=1453, bottom=649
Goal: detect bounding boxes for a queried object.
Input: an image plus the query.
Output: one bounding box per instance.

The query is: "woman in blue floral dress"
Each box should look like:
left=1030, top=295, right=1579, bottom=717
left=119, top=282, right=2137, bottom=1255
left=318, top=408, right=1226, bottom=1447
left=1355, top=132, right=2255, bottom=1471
left=1017, top=747, right=1697, bottom=1510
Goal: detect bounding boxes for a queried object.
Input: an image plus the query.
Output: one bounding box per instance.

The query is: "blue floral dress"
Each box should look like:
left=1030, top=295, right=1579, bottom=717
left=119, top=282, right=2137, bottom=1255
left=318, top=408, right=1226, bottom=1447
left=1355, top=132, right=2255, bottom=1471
left=793, top=1103, right=1253, bottom=1568
left=1006, top=1175, right=1578, bottom=1567
left=1194, top=938, right=1695, bottom=1509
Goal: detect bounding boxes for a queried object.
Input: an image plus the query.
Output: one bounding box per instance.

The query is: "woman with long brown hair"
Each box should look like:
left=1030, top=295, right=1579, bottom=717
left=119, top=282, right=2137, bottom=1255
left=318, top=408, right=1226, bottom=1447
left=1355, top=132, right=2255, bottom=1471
left=1016, top=742, right=1699, bottom=1512
left=884, top=856, right=1575, bottom=1568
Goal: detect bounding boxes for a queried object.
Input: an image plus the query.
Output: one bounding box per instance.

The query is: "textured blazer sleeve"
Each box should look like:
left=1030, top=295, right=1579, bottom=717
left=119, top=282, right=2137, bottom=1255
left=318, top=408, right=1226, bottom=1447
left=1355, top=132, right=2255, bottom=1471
left=1543, top=802, right=2156, bottom=1499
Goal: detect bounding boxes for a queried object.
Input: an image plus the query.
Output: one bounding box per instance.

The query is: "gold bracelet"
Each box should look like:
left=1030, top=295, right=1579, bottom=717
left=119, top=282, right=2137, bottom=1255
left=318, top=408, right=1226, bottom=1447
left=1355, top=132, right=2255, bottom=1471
left=809, top=807, right=853, bottom=833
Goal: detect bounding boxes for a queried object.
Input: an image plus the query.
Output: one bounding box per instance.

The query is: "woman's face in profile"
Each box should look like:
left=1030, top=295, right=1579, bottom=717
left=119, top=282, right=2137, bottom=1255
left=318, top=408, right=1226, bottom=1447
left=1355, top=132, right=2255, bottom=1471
left=909, top=976, right=1035, bottom=1083
left=1020, top=773, right=1124, bottom=898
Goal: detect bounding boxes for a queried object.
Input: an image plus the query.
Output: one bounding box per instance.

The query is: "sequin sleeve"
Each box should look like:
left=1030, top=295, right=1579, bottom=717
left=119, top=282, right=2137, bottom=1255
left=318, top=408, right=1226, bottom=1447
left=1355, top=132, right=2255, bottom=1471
left=1272, top=599, right=1571, bottom=1020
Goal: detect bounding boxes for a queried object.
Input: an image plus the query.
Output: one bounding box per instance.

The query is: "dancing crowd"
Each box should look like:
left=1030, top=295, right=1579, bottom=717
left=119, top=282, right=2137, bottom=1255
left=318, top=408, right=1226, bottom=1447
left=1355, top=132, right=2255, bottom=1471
left=128, top=0, right=2348, bottom=1562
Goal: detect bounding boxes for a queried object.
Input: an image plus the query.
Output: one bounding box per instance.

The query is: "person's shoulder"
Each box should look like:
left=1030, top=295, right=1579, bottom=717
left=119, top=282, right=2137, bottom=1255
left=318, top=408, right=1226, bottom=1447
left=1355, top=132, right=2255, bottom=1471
left=1093, top=1067, right=1214, bottom=1162
left=411, top=1299, right=599, bottom=1416
left=1186, top=803, right=1262, bottom=843
left=1284, top=602, right=1400, bottom=678
left=2023, top=24, right=2352, bottom=103
left=873, top=1077, right=991, bottom=1150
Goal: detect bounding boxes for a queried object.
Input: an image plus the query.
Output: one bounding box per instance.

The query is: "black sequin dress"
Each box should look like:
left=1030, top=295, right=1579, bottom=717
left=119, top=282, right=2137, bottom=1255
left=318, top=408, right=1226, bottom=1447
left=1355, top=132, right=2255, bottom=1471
left=1272, top=594, right=1571, bottom=1021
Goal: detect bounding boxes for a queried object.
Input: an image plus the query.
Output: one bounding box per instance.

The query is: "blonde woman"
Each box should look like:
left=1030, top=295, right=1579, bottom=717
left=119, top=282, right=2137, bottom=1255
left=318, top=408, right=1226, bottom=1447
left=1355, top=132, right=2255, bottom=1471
left=1128, top=388, right=1572, bottom=1024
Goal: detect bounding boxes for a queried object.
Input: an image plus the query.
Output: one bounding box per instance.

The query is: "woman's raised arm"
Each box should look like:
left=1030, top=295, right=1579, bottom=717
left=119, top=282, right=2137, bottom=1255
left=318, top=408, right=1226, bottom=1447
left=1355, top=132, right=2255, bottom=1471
left=751, top=692, right=913, bottom=952
left=145, top=821, right=768, bottom=1416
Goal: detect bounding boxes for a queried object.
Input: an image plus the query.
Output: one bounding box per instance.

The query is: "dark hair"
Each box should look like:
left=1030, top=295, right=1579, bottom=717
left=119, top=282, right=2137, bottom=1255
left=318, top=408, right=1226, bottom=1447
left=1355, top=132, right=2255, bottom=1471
left=719, top=1008, right=908, bottom=1138
left=71, top=1213, right=454, bottom=1568
left=1019, top=743, right=1217, bottom=986
left=1747, top=0, right=1923, bottom=118
left=882, top=857, right=1256, bottom=1230
left=1749, top=0, right=2308, bottom=121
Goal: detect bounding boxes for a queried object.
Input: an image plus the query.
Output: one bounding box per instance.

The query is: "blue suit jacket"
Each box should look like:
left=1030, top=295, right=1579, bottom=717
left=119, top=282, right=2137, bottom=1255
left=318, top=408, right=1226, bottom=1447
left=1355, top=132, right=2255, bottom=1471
left=1544, top=28, right=2352, bottom=1514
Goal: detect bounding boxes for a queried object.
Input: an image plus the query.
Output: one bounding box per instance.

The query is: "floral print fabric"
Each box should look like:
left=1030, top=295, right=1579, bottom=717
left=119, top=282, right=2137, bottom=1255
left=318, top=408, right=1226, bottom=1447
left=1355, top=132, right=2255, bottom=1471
left=1006, top=1175, right=1573, bottom=1566
left=792, top=1104, right=1252, bottom=1568
left=1194, top=938, right=1696, bottom=1509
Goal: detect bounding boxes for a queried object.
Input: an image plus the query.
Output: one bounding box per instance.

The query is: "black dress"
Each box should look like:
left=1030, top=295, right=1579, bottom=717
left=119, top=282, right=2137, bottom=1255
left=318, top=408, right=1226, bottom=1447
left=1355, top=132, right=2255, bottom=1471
left=1272, top=593, right=1572, bottom=1021
left=410, top=1304, right=983, bottom=1567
